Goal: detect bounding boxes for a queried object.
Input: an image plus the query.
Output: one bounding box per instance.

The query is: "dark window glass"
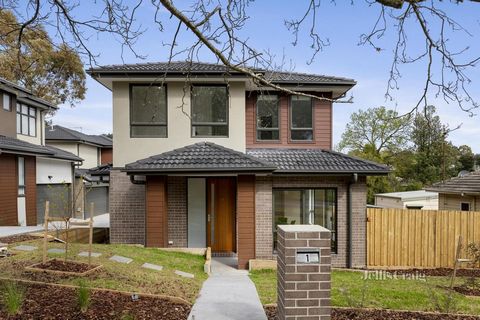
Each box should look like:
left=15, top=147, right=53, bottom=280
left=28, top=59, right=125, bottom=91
left=290, top=96, right=313, bottom=141
left=256, top=94, right=279, bottom=140
left=191, top=86, right=228, bottom=137
left=130, top=85, right=167, bottom=137
left=273, top=189, right=337, bottom=252
left=16, top=104, right=36, bottom=137
left=461, top=203, right=470, bottom=211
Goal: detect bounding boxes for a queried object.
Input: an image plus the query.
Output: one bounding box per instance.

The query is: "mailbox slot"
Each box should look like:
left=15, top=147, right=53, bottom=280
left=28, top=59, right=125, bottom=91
left=296, top=250, right=320, bottom=264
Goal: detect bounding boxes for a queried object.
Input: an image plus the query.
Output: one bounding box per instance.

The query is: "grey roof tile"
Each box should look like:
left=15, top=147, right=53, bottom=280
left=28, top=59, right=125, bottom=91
left=125, top=142, right=276, bottom=173
left=426, top=171, right=480, bottom=195
left=87, top=61, right=355, bottom=85
left=46, top=125, right=112, bottom=147
left=246, top=148, right=390, bottom=174
left=0, top=135, right=82, bottom=161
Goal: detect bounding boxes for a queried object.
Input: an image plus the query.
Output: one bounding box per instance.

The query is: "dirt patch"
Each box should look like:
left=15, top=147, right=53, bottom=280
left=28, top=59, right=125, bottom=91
left=0, top=234, right=40, bottom=244
left=377, top=268, right=480, bottom=278
left=0, top=282, right=191, bottom=320
left=264, top=306, right=480, bottom=320
left=453, top=286, right=480, bottom=297
left=30, top=259, right=98, bottom=273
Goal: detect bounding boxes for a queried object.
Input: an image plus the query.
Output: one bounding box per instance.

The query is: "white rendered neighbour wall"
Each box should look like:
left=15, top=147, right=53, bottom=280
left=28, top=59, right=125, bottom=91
left=36, top=158, right=73, bottom=184
left=78, top=143, right=99, bottom=169
left=112, top=81, right=246, bottom=167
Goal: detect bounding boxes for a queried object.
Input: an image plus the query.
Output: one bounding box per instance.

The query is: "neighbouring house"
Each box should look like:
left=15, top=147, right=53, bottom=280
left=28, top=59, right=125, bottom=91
left=45, top=125, right=113, bottom=169
left=374, top=190, right=439, bottom=210
left=87, top=61, right=389, bottom=269
left=426, top=171, right=480, bottom=211
left=45, top=125, right=113, bottom=218
left=0, top=78, right=82, bottom=226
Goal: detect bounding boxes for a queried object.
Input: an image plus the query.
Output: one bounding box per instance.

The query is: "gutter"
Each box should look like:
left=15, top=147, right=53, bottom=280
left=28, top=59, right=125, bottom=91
left=347, top=173, right=358, bottom=269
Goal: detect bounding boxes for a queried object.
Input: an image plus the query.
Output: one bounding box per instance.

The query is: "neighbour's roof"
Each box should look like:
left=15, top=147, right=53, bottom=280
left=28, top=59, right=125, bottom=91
left=87, top=61, right=356, bottom=85
left=124, top=142, right=277, bottom=173
left=0, top=77, right=57, bottom=110
left=0, top=135, right=82, bottom=162
left=375, top=190, right=438, bottom=200
left=88, top=163, right=112, bottom=176
left=46, top=125, right=112, bottom=147
left=426, top=171, right=480, bottom=195
left=246, top=148, right=390, bottom=174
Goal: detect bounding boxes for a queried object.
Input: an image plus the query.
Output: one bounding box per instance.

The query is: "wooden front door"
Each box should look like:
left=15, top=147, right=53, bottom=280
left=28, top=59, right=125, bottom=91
left=207, top=178, right=236, bottom=253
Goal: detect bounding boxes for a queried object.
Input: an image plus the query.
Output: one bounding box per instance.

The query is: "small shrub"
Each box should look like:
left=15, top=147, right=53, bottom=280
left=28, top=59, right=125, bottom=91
left=121, top=313, right=135, bottom=320
left=339, top=279, right=369, bottom=308
left=1, top=281, right=24, bottom=315
left=77, top=280, right=91, bottom=313
left=428, top=286, right=459, bottom=314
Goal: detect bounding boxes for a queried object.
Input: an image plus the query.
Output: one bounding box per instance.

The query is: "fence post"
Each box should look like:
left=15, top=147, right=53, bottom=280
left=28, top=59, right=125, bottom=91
left=277, top=225, right=331, bottom=320
left=89, top=202, right=94, bottom=266
left=43, top=201, right=49, bottom=263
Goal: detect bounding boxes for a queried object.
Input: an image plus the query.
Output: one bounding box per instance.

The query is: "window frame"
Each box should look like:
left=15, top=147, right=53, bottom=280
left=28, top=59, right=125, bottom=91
left=289, top=95, right=314, bottom=142
left=190, top=84, right=229, bottom=138
left=272, top=187, right=338, bottom=253
left=129, top=83, right=168, bottom=138
left=16, top=103, right=37, bottom=137
left=256, top=93, right=280, bottom=141
left=2, top=92, right=12, bottom=111
left=17, top=156, right=26, bottom=197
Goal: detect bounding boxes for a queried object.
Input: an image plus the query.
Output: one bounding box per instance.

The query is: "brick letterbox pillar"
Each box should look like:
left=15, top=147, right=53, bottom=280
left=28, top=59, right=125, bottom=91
left=277, top=225, right=331, bottom=320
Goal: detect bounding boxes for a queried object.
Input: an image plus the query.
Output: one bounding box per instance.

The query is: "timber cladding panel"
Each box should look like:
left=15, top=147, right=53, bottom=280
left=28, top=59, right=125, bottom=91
left=245, top=92, right=332, bottom=149
left=25, top=156, right=37, bottom=226
left=237, top=175, right=256, bottom=269
left=0, top=154, right=18, bottom=225
left=146, top=176, right=168, bottom=247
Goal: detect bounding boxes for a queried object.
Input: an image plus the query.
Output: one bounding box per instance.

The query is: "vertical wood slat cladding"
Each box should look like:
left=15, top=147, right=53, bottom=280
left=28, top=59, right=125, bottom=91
left=25, top=156, right=37, bottom=226
left=0, top=154, right=18, bottom=225
left=146, top=176, right=168, bottom=247
left=101, top=148, right=113, bottom=165
left=245, top=92, right=332, bottom=149
left=237, top=175, right=256, bottom=269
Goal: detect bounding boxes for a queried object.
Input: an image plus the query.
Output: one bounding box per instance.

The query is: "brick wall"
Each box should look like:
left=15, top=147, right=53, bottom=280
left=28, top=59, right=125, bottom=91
left=167, top=176, right=188, bottom=247
left=255, top=175, right=367, bottom=268
left=109, top=169, right=146, bottom=244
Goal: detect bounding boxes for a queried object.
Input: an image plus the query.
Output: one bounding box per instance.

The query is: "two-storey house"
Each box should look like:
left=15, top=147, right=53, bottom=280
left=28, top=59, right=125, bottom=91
left=0, top=78, right=82, bottom=226
left=87, top=62, right=389, bottom=269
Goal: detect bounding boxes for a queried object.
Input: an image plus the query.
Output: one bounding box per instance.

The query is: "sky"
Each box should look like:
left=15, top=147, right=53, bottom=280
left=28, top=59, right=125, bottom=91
left=44, top=1, right=480, bottom=153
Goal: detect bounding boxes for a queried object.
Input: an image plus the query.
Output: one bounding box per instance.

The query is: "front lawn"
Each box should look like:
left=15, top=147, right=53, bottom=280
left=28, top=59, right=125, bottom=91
left=1, top=239, right=207, bottom=303
left=250, top=269, right=480, bottom=315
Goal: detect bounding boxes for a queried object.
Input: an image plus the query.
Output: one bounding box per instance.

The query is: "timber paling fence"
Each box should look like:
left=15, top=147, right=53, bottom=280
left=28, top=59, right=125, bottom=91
left=367, top=208, right=480, bottom=268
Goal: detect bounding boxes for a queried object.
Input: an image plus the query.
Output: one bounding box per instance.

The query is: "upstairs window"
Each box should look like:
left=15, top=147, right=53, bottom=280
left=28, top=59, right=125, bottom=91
left=16, top=104, right=36, bottom=136
left=2, top=93, right=11, bottom=111
left=256, top=94, right=279, bottom=140
left=130, top=85, right=167, bottom=138
left=191, top=86, right=228, bottom=137
left=290, top=95, right=313, bottom=141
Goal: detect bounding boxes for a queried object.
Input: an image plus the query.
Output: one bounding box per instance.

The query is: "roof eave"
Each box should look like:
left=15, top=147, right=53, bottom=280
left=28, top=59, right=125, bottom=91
left=122, top=167, right=277, bottom=175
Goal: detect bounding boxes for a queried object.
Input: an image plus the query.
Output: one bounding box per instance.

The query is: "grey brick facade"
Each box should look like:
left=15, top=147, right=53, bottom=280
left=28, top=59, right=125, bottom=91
left=109, top=169, right=146, bottom=244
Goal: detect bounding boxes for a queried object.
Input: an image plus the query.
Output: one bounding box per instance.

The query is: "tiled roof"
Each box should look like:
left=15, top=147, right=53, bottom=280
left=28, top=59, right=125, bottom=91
left=0, top=135, right=82, bottom=161
left=125, top=142, right=277, bottom=173
left=87, top=61, right=355, bottom=85
left=46, top=125, right=112, bottom=147
left=88, top=163, right=112, bottom=176
left=246, top=148, right=390, bottom=174
left=426, top=171, right=480, bottom=195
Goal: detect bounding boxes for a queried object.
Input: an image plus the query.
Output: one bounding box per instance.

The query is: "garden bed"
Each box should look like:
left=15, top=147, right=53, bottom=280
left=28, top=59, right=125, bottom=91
left=25, top=259, right=102, bottom=276
left=390, top=268, right=480, bottom=278
left=0, top=281, right=191, bottom=319
left=264, top=306, right=480, bottom=320
left=453, top=286, right=480, bottom=297
left=0, top=234, right=40, bottom=244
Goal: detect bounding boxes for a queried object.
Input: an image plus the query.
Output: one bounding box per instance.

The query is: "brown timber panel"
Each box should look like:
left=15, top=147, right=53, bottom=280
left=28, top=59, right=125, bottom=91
left=146, top=176, right=167, bottom=247
left=245, top=93, right=332, bottom=149
left=237, top=175, right=255, bottom=270
left=101, top=148, right=113, bottom=165
left=25, top=156, right=37, bottom=226
left=0, top=154, right=18, bottom=225
left=367, top=208, right=480, bottom=268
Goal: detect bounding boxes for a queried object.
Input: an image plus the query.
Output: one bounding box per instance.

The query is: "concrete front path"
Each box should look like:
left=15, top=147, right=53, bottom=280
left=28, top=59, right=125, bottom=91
left=188, top=257, right=267, bottom=320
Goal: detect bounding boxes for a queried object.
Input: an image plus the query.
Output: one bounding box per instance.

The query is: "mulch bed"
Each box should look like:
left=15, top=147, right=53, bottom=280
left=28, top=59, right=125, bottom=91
left=0, top=234, right=40, bottom=244
left=453, top=286, right=480, bottom=297
left=264, top=306, right=480, bottom=320
left=32, top=259, right=97, bottom=273
left=380, top=268, right=480, bottom=278
left=0, top=282, right=191, bottom=320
